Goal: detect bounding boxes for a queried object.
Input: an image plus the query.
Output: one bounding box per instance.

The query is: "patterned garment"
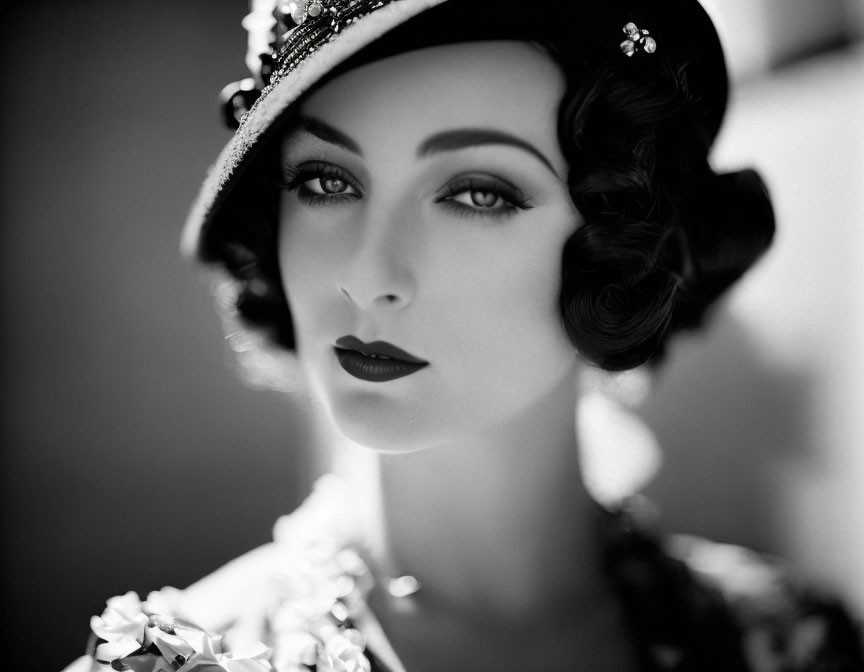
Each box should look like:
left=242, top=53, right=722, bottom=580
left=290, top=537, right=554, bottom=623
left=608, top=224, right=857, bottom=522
left=601, top=500, right=864, bottom=671
left=70, top=478, right=864, bottom=672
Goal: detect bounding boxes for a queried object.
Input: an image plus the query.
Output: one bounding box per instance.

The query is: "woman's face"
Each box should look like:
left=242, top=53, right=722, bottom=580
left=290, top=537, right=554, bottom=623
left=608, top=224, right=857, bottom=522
left=278, top=41, right=581, bottom=452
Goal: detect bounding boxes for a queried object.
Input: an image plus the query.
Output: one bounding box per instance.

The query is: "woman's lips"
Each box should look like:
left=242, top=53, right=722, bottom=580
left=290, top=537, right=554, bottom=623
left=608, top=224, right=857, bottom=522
left=334, top=335, right=429, bottom=383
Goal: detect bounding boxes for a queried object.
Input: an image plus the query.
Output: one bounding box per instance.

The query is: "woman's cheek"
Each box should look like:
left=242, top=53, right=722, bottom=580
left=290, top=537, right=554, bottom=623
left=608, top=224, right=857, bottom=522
left=280, top=214, right=338, bottom=343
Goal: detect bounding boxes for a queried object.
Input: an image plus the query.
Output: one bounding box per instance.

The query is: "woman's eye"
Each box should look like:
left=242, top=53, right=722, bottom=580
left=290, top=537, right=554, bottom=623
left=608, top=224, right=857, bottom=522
left=437, top=177, right=528, bottom=218
left=281, top=163, right=361, bottom=204
left=303, top=176, right=356, bottom=196
left=450, top=189, right=508, bottom=210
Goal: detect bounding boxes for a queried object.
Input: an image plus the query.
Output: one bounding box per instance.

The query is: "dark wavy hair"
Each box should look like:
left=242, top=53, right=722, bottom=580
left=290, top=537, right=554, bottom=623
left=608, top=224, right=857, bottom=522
left=209, top=38, right=775, bottom=373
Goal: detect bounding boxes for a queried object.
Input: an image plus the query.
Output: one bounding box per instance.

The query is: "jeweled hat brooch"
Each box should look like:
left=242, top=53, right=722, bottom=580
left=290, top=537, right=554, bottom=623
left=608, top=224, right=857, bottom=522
left=182, top=0, right=728, bottom=261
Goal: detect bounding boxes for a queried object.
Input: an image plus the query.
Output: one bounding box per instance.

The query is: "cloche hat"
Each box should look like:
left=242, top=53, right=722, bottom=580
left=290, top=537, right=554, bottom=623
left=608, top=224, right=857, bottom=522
left=182, top=0, right=728, bottom=260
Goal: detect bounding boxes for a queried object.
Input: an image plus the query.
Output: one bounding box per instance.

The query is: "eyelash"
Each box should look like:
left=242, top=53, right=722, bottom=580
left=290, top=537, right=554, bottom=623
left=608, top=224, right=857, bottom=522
left=280, top=164, right=532, bottom=219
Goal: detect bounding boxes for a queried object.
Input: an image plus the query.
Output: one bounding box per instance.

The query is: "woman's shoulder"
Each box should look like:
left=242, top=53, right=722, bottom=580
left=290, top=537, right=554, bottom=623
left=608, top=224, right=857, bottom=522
left=603, top=500, right=864, bottom=671
left=180, top=541, right=287, bottom=630
left=183, top=475, right=361, bottom=631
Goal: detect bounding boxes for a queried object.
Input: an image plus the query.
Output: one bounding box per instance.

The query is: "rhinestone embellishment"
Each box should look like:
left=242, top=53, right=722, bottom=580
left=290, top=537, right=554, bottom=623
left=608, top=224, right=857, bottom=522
left=620, top=21, right=657, bottom=57
left=282, top=0, right=333, bottom=27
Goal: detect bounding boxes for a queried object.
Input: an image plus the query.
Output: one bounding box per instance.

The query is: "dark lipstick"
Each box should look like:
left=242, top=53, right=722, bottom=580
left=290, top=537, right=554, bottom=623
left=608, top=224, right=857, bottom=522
left=334, top=335, right=428, bottom=382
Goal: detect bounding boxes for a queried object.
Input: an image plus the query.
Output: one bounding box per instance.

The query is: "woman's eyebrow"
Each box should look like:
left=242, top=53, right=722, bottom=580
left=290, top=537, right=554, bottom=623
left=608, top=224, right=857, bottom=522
left=287, top=120, right=558, bottom=178
left=417, top=128, right=559, bottom=177
left=292, top=116, right=363, bottom=155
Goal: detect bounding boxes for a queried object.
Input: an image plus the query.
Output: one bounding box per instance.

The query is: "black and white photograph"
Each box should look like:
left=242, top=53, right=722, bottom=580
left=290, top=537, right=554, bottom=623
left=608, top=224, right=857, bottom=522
left=1, top=1, right=863, bottom=670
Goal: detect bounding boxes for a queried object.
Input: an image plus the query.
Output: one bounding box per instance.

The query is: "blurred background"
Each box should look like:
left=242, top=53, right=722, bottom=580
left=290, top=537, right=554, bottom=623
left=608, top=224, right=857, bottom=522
left=0, top=1, right=862, bottom=670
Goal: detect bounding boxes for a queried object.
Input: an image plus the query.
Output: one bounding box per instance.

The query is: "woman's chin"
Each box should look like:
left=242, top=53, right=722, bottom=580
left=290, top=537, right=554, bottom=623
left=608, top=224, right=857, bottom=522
left=330, top=408, right=436, bottom=454
left=323, top=391, right=455, bottom=454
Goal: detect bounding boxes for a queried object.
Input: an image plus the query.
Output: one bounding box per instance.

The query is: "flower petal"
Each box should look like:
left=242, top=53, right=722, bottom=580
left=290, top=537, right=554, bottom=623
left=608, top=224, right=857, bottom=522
left=90, top=611, right=148, bottom=643
left=105, top=592, right=144, bottom=620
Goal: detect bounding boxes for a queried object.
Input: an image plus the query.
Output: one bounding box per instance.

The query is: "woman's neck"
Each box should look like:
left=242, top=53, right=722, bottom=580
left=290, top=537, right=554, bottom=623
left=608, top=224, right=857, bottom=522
left=330, top=370, right=609, bottom=623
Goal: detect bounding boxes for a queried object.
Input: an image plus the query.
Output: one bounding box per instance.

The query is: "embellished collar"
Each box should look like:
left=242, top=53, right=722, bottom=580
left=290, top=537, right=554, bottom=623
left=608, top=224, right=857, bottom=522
left=235, top=476, right=861, bottom=672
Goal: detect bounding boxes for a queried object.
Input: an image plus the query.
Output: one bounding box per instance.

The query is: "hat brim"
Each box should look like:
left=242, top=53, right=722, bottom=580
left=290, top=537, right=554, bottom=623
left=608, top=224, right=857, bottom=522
left=181, top=0, right=449, bottom=259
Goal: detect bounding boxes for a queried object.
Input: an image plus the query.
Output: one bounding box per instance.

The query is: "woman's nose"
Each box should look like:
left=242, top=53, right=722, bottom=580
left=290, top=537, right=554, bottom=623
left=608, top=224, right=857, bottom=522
left=337, top=214, right=416, bottom=312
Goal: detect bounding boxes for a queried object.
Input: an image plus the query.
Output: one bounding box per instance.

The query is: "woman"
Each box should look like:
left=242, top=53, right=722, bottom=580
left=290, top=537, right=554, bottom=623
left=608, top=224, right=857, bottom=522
left=67, top=0, right=862, bottom=670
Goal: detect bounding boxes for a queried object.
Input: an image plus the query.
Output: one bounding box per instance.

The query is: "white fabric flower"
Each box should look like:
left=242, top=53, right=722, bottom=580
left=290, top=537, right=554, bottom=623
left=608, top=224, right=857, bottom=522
left=90, top=591, right=149, bottom=662
left=89, top=590, right=272, bottom=672
left=90, top=591, right=148, bottom=641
